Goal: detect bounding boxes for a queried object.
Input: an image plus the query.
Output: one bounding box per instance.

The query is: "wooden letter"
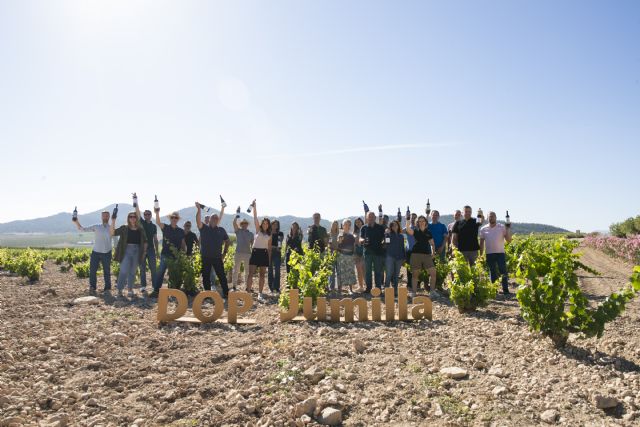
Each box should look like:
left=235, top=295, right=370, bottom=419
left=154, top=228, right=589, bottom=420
left=317, top=297, right=327, bottom=321
left=371, top=288, right=381, bottom=321
left=192, top=291, right=224, bottom=323
left=411, top=296, right=433, bottom=320
left=227, top=291, right=253, bottom=324
left=330, top=298, right=368, bottom=322
left=280, top=289, right=300, bottom=321
left=398, top=287, right=408, bottom=321
left=385, top=287, right=395, bottom=321
left=303, top=297, right=316, bottom=320
left=157, top=288, right=188, bottom=322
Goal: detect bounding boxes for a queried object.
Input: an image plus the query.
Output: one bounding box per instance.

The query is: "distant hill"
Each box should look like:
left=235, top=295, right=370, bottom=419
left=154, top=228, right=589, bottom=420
left=0, top=204, right=568, bottom=238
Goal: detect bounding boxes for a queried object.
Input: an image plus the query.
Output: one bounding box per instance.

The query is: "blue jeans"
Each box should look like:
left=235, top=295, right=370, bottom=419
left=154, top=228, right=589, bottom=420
left=364, top=253, right=384, bottom=291
left=117, top=245, right=139, bottom=291
left=385, top=256, right=404, bottom=289
left=89, top=250, right=111, bottom=290
left=153, top=254, right=170, bottom=291
left=268, top=248, right=282, bottom=292
left=139, top=247, right=156, bottom=288
left=486, top=252, right=509, bottom=293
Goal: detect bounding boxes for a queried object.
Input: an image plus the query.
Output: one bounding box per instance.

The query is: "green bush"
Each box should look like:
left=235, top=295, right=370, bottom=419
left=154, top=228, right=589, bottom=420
left=279, top=246, right=336, bottom=309
left=515, top=238, right=638, bottom=346
left=448, top=248, right=498, bottom=312
left=73, top=262, right=91, bottom=278
left=610, top=215, right=640, bottom=237
left=166, top=246, right=200, bottom=295
left=0, top=248, right=44, bottom=281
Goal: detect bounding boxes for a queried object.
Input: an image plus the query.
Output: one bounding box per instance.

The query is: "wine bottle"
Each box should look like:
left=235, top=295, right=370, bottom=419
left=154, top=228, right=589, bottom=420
left=235, top=206, right=241, bottom=219
left=406, top=206, right=411, bottom=221
left=72, top=206, right=78, bottom=222
left=154, top=195, right=160, bottom=212
left=220, top=195, right=227, bottom=208
left=505, top=210, right=511, bottom=227
left=396, top=208, right=402, bottom=223
left=112, top=204, right=119, bottom=219
left=378, top=204, right=383, bottom=221
left=426, top=198, right=431, bottom=216
left=363, top=200, right=369, bottom=214
left=132, top=193, right=138, bottom=208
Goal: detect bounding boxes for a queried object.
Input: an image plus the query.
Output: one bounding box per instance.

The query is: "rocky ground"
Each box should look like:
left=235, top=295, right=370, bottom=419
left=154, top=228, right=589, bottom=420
left=1, top=246, right=639, bottom=427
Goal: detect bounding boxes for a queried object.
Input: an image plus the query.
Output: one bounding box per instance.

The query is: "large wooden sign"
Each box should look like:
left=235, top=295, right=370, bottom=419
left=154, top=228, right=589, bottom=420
left=157, top=289, right=255, bottom=324
left=156, top=287, right=432, bottom=324
left=280, top=287, right=432, bottom=322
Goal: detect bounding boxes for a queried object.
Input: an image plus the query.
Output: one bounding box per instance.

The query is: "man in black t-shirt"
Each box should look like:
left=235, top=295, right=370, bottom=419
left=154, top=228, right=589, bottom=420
left=452, top=205, right=484, bottom=265
left=360, top=211, right=386, bottom=292
left=183, top=221, right=199, bottom=256
left=196, top=202, right=230, bottom=298
left=308, top=213, right=328, bottom=252
left=151, top=210, right=187, bottom=297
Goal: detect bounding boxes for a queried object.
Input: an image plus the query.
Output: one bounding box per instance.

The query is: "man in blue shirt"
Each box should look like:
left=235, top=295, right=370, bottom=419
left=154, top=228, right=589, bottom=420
left=428, top=210, right=448, bottom=262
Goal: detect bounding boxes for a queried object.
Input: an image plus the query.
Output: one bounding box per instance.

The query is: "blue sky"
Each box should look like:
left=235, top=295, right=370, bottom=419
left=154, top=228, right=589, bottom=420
left=0, top=0, right=638, bottom=231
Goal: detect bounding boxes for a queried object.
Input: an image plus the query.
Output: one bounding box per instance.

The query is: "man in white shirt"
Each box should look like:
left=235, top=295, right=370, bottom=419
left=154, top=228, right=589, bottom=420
left=479, top=211, right=512, bottom=295
left=73, top=210, right=112, bottom=294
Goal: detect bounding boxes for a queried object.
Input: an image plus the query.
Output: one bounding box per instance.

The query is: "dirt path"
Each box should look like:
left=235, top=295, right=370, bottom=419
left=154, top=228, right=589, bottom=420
left=0, top=250, right=639, bottom=427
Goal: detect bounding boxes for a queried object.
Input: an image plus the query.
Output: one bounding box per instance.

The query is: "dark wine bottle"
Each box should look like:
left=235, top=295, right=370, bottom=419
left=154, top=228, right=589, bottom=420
left=132, top=193, right=138, bottom=208
left=235, top=206, right=241, bottom=219
left=426, top=198, right=431, bottom=215
left=363, top=200, right=369, bottom=214
left=72, top=206, right=78, bottom=222
left=154, top=195, right=159, bottom=212
left=505, top=210, right=511, bottom=227
left=406, top=206, right=411, bottom=221
left=112, top=204, right=119, bottom=219
left=396, top=208, right=402, bottom=223
left=220, top=195, right=227, bottom=208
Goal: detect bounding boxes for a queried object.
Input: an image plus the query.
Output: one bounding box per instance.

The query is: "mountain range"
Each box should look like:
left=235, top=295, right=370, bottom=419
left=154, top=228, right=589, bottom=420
left=0, top=203, right=568, bottom=235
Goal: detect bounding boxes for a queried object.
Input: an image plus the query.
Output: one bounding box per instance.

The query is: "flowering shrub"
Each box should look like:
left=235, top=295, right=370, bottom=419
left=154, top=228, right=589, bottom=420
left=584, top=235, right=640, bottom=264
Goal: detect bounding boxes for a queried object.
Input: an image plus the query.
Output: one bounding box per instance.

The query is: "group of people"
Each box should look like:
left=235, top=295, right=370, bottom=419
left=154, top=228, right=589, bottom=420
left=73, top=196, right=512, bottom=300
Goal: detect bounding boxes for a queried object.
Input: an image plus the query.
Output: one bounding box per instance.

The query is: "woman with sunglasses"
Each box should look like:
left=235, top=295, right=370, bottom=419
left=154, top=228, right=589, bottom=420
left=268, top=219, right=284, bottom=294
left=284, top=222, right=304, bottom=273
left=336, top=219, right=357, bottom=294
left=353, top=217, right=366, bottom=292
left=248, top=200, right=272, bottom=302
left=110, top=211, right=148, bottom=298
left=405, top=215, right=436, bottom=298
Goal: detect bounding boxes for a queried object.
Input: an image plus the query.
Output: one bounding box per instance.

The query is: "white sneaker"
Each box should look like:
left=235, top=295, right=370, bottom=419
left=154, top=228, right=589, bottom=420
left=257, top=293, right=265, bottom=303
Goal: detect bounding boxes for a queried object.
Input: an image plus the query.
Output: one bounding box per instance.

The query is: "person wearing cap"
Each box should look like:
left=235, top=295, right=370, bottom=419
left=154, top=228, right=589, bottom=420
left=196, top=201, right=230, bottom=298
left=110, top=211, right=148, bottom=298
left=184, top=221, right=199, bottom=256
left=150, top=208, right=186, bottom=297
left=232, top=215, right=254, bottom=290
left=134, top=201, right=158, bottom=293
left=72, top=210, right=113, bottom=294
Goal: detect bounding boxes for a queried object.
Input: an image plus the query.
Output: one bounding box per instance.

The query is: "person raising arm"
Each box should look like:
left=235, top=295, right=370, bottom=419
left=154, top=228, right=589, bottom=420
left=248, top=200, right=272, bottom=302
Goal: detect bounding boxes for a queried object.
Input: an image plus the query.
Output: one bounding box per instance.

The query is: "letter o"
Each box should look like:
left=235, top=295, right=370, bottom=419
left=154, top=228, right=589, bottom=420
left=192, top=291, right=224, bottom=323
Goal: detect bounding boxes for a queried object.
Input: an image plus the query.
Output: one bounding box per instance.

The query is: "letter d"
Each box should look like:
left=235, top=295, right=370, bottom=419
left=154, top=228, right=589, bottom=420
left=157, top=288, right=188, bottom=323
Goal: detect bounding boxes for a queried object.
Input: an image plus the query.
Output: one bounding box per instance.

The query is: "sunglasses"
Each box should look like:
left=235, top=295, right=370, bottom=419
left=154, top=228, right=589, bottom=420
left=128, top=215, right=136, bottom=219
left=144, top=213, right=151, bottom=216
